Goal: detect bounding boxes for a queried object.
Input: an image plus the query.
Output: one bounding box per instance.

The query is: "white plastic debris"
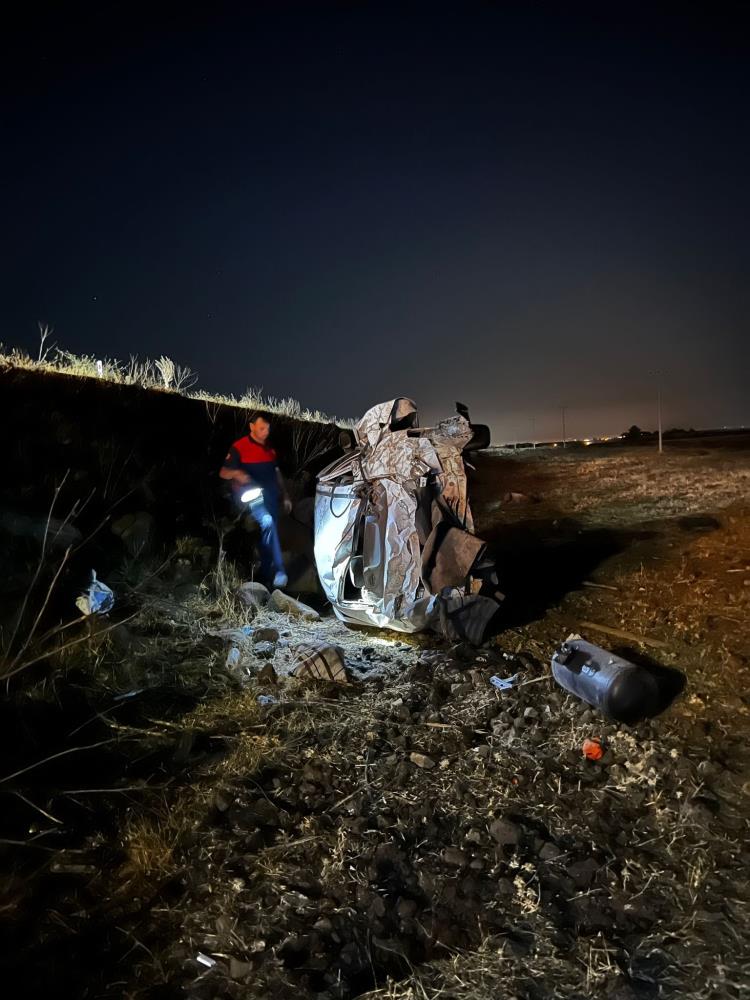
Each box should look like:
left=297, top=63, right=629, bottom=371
left=490, top=674, right=518, bottom=691
left=196, top=953, right=217, bottom=969
left=75, top=570, right=114, bottom=616
left=226, top=646, right=241, bottom=669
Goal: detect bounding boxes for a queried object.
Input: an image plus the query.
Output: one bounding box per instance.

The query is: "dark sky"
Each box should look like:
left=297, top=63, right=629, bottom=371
left=2, top=2, right=749, bottom=441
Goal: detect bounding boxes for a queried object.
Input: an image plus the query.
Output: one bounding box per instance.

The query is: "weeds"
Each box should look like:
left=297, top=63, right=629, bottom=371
left=120, top=793, right=208, bottom=887
left=1, top=333, right=356, bottom=425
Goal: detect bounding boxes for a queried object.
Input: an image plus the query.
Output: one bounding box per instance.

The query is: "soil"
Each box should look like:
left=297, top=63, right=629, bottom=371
left=1, top=440, right=749, bottom=1000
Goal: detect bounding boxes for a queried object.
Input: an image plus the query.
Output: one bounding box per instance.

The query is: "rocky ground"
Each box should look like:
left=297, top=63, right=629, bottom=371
left=1, top=442, right=749, bottom=1000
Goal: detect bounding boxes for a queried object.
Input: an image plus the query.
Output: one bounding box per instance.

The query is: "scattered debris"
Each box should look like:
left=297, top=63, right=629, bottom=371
left=257, top=694, right=277, bottom=706
left=435, top=589, right=500, bottom=645
left=490, top=674, right=518, bottom=691
left=292, top=642, right=349, bottom=683
left=253, top=640, right=276, bottom=659
left=582, top=737, right=604, bottom=761
left=409, top=751, right=436, bottom=769
left=75, top=569, right=114, bottom=615
left=208, top=624, right=254, bottom=646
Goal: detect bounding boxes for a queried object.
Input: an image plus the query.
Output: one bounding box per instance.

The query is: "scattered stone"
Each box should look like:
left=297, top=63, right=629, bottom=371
left=442, top=847, right=469, bottom=867
left=269, top=589, right=320, bottom=620
left=567, top=858, right=600, bottom=889
left=173, top=582, right=200, bottom=602
left=111, top=510, right=155, bottom=556
left=257, top=663, right=278, bottom=685
left=410, top=752, right=436, bottom=769
left=628, top=947, right=673, bottom=985
left=253, top=641, right=276, bottom=659
left=390, top=702, right=412, bottom=722
left=212, top=789, right=232, bottom=813
left=238, top=581, right=271, bottom=608
left=397, top=898, right=417, bottom=920
left=229, top=958, right=253, bottom=980
left=538, top=842, right=560, bottom=862
left=253, top=627, right=280, bottom=643
left=250, top=799, right=281, bottom=827
left=490, top=817, right=521, bottom=847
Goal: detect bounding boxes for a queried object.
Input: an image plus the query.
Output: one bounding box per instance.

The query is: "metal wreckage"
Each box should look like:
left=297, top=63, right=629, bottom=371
left=313, top=398, right=501, bottom=644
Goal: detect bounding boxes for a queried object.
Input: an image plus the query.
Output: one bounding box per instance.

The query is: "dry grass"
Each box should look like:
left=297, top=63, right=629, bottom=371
left=0, top=332, right=356, bottom=426
left=120, top=796, right=200, bottom=885
left=126, top=500, right=749, bottom=1000
left=476, top=447, right=750, bottom=527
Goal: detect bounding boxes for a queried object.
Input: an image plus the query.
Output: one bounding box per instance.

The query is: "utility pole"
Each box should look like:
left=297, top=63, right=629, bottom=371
left=650, top=370, right=664, bottom=454
left=657, top=383, right=663, bottom=454
left=530, top=417, right=536, bottom=449
left=561, top=407, right=567, bottom=448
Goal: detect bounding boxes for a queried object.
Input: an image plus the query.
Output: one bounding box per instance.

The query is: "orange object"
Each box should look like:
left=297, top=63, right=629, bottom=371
left=582, top=738, right=604, bottom=761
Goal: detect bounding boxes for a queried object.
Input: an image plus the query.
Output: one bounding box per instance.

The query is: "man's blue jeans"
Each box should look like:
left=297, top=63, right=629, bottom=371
left=247, top=496, right=285, bottom=581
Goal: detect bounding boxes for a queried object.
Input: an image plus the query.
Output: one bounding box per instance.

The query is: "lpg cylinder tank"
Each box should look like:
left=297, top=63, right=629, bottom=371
left=551, top=637, right=661, bottom=724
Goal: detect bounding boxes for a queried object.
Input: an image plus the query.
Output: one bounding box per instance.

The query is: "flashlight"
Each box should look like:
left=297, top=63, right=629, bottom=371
left=240, top=486, right=263, bottom=503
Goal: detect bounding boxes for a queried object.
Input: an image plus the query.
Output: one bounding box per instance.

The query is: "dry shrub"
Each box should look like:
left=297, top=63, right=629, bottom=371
left=120, top=795, right=205, bottom=888
left=1, top=336, right=353, bottom=424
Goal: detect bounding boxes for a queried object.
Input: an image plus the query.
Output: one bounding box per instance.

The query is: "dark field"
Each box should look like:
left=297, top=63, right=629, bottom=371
left=2, top=440, right=749, bottom=1000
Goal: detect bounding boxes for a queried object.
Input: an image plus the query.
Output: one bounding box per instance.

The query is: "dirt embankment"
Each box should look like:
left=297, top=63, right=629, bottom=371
left=0, top=365, right=348, bottom=611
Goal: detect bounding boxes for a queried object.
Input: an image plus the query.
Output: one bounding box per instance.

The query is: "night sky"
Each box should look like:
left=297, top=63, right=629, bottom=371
left=3, top=3, right=748, bottom=441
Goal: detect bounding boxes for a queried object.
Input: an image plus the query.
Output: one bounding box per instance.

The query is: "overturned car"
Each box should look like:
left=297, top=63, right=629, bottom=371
left=313, top=398, right=500, bottom=644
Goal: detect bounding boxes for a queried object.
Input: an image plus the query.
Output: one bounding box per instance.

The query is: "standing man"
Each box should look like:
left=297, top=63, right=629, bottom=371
left=220, top=411, right=292, bottom=589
